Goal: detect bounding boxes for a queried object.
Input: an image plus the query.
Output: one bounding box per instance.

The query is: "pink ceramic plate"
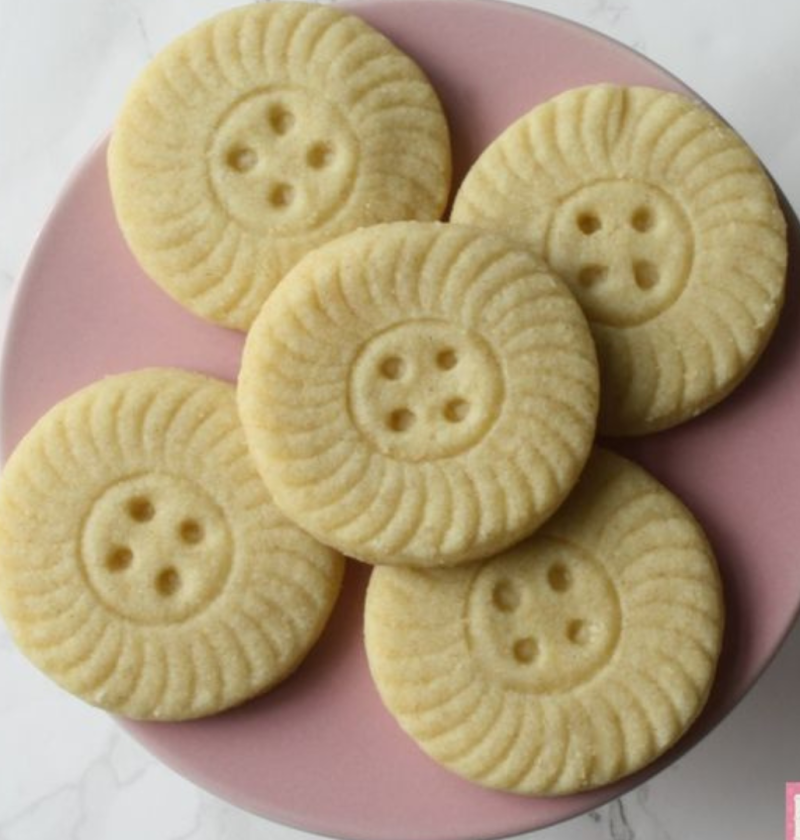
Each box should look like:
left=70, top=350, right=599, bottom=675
left=3, top=1, right=799, bottom=838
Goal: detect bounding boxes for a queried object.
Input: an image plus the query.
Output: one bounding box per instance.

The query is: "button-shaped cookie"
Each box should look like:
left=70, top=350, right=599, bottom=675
left=108, top=2, right=451, bottom=330
left=452, top=84, right=787, bottom=435
left=238, top=222, right=599, bottom=567
left=0, top=369, right=344, bottom=720
left=365, top=449, right=724, bottom=795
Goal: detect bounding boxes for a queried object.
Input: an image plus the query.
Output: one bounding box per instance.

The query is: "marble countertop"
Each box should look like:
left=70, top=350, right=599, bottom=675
left=1, top=1, right=799, bottom=838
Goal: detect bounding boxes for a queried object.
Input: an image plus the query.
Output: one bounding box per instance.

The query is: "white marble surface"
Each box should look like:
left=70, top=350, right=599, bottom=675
left=1, top=1, right=799, bottom=838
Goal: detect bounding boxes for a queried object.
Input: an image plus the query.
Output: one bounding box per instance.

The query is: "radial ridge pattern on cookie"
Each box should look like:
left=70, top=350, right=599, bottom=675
left=0, top=370, right=344, bottom=720
left=365, top=450, right=724, bottom=795
left=108, top=2, right=451, bottom=330
left=238, top=222, right=599, bottom=567
left=452, top=84, right=787, bottom=434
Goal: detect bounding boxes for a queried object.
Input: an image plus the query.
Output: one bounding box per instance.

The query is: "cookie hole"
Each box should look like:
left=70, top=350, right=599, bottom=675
left=567, top=619, right=592, bottom=645
left=106, top=547, right=133, bottom=572
left=443, top=399, right=469, bottom=423
left=512, top=637, right=538, bottom=664
left=577, top=212, right=602, bottom=235
left=388, top=408, right=415, bottom=432
left=578, top=264, right=607, bottom=287
left=634, top=260, right=659, bottom=290
left=179, top=519, right=204, bottom=544
left=269, top=183, right=294, bottom=209
left=155, top=567, right=180, bottom=597
left=127, top=497, right=154, bottom=522
left=547, top=563, right=571, bottom=592
left=227, top=147, right=257, bottom=172
left=436, top=348, right=458, bottom=370
left=631, top=207, right=654, bottom=232
left=380, top=356, right=405, bottom=380
left=306, top=142, right=335, bottom=169
left=268, top=105, right=295, bottom=135
left=492, top=580, right=520, bottom=612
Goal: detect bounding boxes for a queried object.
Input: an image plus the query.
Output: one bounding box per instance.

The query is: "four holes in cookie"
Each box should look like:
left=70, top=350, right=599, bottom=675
left=225, top=103, right=335, bottom=197
left=574, top=205, right=661, bottom=291
left=378, top=345, right=472, bottom=432
left=491, top=570, right=597, bottom=663
left=112, top=497, right=205, bottom=597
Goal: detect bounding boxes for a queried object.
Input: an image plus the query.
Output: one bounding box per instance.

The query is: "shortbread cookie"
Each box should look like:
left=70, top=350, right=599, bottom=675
left=108, top=3, right=451, bottom=330
left=239, top=222, right=599, bottom=567
left=452, top=84, right=787, bottom=435
left=365, top=449, right=724, bottom=795
left=0, top=369, right=344, bottom=720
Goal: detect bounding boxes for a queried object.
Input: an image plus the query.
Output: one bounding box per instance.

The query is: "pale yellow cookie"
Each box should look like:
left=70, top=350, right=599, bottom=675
left=238, top=221, right=599, bottom=567
left=365, top=449, right=724, bottom=795
left=0, top=369, right=344, bottom=720
left=452, top=84, right=787, bottom=435
left=108, top=2, right=451, bottom=330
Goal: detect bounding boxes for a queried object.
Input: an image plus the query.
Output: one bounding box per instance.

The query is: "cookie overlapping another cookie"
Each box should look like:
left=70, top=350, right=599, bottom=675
left=238, top=221, right=599, bottom=567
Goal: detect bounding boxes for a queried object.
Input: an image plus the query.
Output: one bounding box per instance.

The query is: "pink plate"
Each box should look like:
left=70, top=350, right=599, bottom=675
left=3, top=1, right=800, bottom=838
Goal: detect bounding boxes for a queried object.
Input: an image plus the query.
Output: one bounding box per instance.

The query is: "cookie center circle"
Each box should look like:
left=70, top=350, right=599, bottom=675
left=466, top=537, right=621, bottom=693
left=80, top=473, right=233, bottom=624
left=208, top=86, right=358, bottom=235
left=545, top=180, right=694, bottom=327
left=348, top=319, right=505, bottom=461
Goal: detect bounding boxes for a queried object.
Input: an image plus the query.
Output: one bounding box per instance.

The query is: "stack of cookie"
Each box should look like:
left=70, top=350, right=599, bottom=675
left=0, top=2, right=787, bottom=799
